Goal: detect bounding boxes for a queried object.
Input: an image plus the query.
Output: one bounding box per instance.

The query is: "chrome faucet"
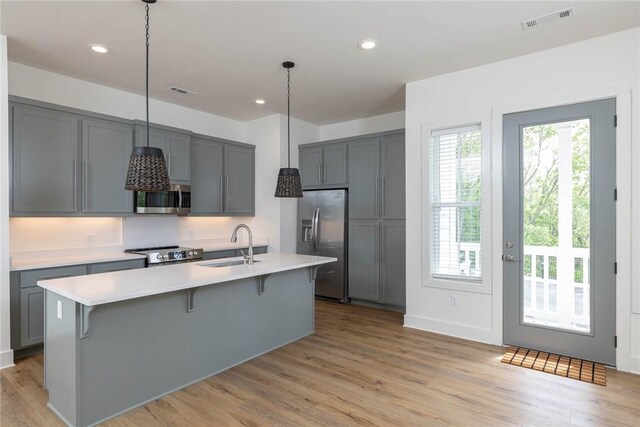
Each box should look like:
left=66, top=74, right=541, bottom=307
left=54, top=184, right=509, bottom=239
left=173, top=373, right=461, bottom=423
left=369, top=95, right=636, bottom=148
left=231, top=224, right=254, bottom=265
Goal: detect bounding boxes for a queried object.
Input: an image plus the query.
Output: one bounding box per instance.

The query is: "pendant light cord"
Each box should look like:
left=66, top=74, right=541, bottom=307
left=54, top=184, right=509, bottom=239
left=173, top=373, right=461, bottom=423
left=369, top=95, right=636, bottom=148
left=287, top=67, right=291, bottom=168
left=145, top=3, right=150, bottom=148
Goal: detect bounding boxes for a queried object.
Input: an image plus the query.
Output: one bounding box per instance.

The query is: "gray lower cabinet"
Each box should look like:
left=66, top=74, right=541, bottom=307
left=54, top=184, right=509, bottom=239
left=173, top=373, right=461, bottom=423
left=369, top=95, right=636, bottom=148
left=299, top=143, right=347, bottom=189
left=11, top=265, right=88, bottom=352
left=82, top=118, right=134, bottom=213
left=19, top=287, right=45, bottom=347
left=11, top=104, right=80, bottom=213
left=224, top=145, right=255, bottom=215
left=135, top=124, right=191, bottom=184
left=11, top=260, right=144, bottom=355
left=348, top=220, right=380, bottom=301
left=88, top=259, right=146, bottom=274
left=380, top=221, right=406, bottom=306
left=202, top=246, right=267, bottom=260
left=191, top=137, right=224, bottom=214
left=348, top=220, right=406, bottom=307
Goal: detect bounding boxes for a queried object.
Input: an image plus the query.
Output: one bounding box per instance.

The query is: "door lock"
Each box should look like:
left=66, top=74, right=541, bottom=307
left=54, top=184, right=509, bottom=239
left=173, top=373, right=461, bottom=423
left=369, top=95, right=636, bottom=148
left=505, top=241, right=514, bottom=248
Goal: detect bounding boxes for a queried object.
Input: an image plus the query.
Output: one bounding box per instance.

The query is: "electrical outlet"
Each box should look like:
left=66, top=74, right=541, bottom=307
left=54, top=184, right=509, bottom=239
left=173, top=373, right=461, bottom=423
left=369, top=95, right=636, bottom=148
left=57, top=300, right=63, bottom=319
left=87, top=234, right=95, bottom=247
left=189, top=230, right=194, bottom=238
left=450, top=295, right=458, bottom=307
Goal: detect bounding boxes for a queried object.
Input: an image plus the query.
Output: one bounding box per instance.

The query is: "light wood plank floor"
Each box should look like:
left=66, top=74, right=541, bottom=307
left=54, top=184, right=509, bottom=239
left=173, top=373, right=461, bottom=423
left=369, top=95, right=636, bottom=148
left=2, top=301, right=639, bottom=426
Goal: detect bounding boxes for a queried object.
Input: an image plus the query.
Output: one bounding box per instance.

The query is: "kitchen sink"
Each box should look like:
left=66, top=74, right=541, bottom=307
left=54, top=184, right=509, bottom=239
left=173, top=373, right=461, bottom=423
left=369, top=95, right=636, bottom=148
left=198, top=259, right=261, bottom=268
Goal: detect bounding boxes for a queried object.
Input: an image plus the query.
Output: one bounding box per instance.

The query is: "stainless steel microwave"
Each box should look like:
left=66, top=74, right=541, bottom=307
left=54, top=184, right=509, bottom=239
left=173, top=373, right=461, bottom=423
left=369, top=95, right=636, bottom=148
left=135, top=184, right=191, bottom=215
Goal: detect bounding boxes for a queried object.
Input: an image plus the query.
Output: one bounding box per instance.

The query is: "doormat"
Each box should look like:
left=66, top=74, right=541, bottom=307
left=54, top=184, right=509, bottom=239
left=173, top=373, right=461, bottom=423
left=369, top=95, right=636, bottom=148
left=501, top=347, right=606, bottom=386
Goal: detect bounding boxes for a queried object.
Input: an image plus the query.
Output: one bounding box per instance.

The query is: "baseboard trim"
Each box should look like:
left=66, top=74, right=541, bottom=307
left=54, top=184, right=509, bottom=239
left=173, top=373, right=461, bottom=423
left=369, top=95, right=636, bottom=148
left=404, top=314, right=495, bottom=344
left=0, top=349, right=15, bottom=370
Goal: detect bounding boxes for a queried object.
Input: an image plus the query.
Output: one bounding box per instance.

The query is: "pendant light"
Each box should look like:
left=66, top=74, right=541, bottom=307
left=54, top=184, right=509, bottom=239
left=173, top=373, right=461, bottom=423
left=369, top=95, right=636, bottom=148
left=125, top=0, right=170, bottom=192
left=274, top=61, right=303, bottom=198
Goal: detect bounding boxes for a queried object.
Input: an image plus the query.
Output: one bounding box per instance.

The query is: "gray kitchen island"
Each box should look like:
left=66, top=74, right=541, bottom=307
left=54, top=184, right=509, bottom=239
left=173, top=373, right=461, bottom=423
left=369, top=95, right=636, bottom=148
left=38, top=253, right=336, bottom=427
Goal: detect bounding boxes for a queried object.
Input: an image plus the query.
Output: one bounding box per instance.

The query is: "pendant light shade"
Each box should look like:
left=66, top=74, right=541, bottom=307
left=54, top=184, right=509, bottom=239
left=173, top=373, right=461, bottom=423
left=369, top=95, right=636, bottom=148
left=125, top=0, right=170, bottom=192
left=275, top=167, right=303, bottom=198
left=125, top=146, right=171, bottom=191
left=275, top=61, right=303, bottom=198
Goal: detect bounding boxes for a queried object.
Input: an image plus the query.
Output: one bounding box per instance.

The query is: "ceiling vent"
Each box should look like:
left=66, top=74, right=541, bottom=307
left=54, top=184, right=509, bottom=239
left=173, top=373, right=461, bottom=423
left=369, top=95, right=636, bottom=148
left=521, top=8, right=574, bottom=30
left=168, top=86, right=196, bottom=95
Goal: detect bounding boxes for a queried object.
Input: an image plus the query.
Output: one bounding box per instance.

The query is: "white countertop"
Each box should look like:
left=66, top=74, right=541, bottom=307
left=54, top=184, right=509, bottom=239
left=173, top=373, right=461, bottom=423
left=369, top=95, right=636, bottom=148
left=38, top=253, right=336, bottom=306
left=11, top=252, right=147, bottom=271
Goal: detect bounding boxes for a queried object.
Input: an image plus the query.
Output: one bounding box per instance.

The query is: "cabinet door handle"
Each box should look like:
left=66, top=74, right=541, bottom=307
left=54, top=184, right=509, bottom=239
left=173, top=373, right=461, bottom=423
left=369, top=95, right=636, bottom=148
left=225, top=175, right=229, bottom=207
left=380, top=229, right=385, bottom=264
left=72, top=159, right=77, bottom=210
left=374, top=178, right=379, bottom=217
left=83, top=160, right=89, bottom=210
left=317, top=163, right=322, bottom=184
left=324, top=162, right=328, bottom=184
left=374, top=226, right=379, bottom=265
left=381, top=177, right=385, bottom=217
left=220, top=173, right=224, bottom=211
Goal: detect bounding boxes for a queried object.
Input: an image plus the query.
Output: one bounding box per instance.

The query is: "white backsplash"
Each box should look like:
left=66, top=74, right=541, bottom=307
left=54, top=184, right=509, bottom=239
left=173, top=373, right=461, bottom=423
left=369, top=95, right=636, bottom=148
left=10, top=216, right=267, bottom=256
left=10, top=217, right=123, bottom=252
left=122, top=216, right=179, bottom=249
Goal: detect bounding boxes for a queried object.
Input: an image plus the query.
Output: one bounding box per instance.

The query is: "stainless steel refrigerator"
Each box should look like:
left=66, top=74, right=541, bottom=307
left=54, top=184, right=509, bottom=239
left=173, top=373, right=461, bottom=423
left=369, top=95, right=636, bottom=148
left=297, top=189, right=348, bottom=302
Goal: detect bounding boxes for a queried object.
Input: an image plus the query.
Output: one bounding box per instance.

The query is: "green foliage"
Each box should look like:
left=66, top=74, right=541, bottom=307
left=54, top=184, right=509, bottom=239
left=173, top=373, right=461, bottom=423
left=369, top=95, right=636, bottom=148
left=522, top=120, right=590, bottom=250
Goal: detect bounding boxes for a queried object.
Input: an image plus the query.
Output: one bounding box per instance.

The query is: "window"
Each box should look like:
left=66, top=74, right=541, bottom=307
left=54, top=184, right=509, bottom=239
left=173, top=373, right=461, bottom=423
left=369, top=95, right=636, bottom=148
left=429, top=124, right=482, bottom=281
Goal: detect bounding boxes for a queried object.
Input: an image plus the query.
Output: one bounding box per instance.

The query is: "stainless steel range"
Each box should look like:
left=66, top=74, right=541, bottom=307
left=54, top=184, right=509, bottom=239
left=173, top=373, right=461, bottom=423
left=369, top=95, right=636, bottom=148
left=125, top=245, right=204, bottom=266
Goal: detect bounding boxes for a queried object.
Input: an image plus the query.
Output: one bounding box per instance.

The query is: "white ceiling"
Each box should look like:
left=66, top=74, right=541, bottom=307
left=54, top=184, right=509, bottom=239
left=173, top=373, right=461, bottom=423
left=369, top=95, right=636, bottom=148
left=2, top=1, right=638, bottom=125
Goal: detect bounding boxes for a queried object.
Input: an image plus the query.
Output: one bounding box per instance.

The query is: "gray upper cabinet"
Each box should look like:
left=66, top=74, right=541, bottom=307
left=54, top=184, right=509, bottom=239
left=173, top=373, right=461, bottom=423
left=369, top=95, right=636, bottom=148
left=381, top=133, right=406, bottom=220
left=82, top=118, right=134, bottom=214
left=135, top=124, right=191, bottom=184
left=299, top=143, right=347, bottom=189
left=300, top=146, right=323, bottom=187
left=323, top=144, right=347, bottom=186
left=224, top=145, right=255, bottom=214
left=12, top=104, right=80, bottom=213
left=380, top=220, right=406, bottom=306
left=191, top=137, right=224, bottom=214
left=348, top=139, right=380, bottom=219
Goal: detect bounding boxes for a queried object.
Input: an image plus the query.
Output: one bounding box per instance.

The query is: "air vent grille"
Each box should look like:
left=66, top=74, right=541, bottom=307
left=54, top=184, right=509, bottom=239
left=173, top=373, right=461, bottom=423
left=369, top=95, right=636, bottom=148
left=522, top=8, right=574, bottom=30
left=168, top=86, right=196, bottom=95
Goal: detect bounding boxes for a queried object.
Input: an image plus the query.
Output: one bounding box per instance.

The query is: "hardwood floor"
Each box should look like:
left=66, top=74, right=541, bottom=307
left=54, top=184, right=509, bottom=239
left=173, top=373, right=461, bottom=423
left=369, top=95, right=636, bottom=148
left=2, top=301, right=639, bottom=426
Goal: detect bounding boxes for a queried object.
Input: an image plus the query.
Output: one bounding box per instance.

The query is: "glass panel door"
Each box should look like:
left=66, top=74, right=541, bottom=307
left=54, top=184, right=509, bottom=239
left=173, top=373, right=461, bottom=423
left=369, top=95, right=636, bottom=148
left=503, top=98, right=616, bottom=366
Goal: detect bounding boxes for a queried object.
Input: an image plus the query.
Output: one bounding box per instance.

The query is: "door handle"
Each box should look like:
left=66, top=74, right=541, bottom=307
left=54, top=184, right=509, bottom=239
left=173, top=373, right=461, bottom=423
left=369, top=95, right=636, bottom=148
left=177, top=186, right=182, bottom=214
left=312, top=208, right=320, bottom=252
left=502, top=255, right=521, bottom=262
left=318, top=163, right=322, bottom=184
left=324, top=162, right=328, bottom=184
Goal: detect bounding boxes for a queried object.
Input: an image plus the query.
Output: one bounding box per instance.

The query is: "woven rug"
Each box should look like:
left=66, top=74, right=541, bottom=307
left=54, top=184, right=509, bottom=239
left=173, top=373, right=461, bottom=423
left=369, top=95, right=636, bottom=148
left=501, top=347, right=606, bottom=386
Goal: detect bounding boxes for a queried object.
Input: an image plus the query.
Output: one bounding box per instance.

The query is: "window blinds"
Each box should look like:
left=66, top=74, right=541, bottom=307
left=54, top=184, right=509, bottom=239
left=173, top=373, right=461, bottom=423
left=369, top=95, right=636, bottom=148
left=430, top=124, right=482, bottom=281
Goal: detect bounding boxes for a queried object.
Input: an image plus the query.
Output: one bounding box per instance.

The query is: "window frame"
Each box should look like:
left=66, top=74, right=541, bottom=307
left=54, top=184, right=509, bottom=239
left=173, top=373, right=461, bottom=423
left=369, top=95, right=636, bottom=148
left=421, top=114, right=492, bottom=294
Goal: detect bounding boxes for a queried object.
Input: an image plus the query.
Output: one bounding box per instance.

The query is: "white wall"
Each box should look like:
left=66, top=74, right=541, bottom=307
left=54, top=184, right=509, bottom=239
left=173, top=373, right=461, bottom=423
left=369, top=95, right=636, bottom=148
left=405, top=28, right=640, bottom=373
left=0, top=35, right=14, bottom=369
left=319, top=110, right=405, bottom=141
left=9, top=62, right=245, bottom=142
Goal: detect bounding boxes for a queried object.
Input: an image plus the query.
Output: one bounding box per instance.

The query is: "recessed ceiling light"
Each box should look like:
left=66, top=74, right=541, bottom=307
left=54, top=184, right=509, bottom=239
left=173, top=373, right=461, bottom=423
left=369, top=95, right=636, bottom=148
left=89, top=44, right=109, bottom=54
left=358, top=39, right=377, bottom=50
left=255, top=99, right=266, bottom=105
